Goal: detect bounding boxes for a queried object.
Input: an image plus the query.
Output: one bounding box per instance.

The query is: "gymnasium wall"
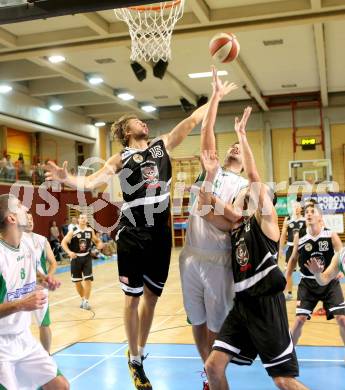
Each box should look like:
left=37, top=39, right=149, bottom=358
left=331, top=124, right=345, bottom=190
left=0, top=183, right=119, bottom=238
left=40, top=133, right=77, bottom=168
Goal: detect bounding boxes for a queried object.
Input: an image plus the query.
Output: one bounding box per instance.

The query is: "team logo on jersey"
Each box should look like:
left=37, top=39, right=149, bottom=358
left=133, top=153, right=144, bottom=163
left=149, top=145, right=164, bottom=158
left=236, top=242, right=249, bottom=267
left=79, top=239, right=87, bottom=252
left=141, top=161, right=160, bottom=189
left=318, top=240, right=329, bottom=251
left=305, top=243, right=313, bottom=252
left=289, top=223, right=294, bottom=229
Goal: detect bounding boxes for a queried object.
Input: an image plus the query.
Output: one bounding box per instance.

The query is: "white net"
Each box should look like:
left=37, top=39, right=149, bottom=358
left=114, top=0, right=185, bottom=63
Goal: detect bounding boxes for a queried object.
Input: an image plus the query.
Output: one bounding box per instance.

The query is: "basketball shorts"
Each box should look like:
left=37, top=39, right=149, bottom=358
left=179, top=245, right=234, bottom=332
left=71, top=255, right=93, bottom=282
left=296, top=278, right=345, bottom=320
left=0, top=329, right=60, bottom=389
left=116, top=224, right=172, bottom=297
left=213, top=293, right=299, bottom=378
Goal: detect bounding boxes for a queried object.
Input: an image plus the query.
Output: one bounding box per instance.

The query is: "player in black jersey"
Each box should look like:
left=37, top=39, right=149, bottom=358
left=287, top=203, right=345, bottom=346
left=44, top=77, right=234, bottom=390
left=279, top=202, right=306, bottom=300
left=61, top=214, right=102, bottom=311
left=198, top=120, right=308, bottom=389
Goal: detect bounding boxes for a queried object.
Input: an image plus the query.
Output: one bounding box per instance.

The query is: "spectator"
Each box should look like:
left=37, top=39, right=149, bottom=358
left=4, top=154, right=15, bottom=181
left=61, top=218, right=69, bottom=237
left=68, top=216, right=78, bottom=232
left=15, top=153, right=26, bottom=180
left=49, top=220, right=61, bottom=262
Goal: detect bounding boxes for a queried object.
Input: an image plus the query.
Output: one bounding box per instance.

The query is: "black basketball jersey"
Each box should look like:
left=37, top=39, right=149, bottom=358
left=118, top=138, right=172, bottom=227
left=231, top=216, right=286, bottom=298
left=287, top=217, right=306, bottom=245
left=297, top=228, right=334, bottom=278
left=69, top=227, right=93, bottom=255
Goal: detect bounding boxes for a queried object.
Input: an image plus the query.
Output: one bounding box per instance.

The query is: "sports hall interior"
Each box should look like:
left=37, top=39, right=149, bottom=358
left=0, top=1, right=345, bottom=389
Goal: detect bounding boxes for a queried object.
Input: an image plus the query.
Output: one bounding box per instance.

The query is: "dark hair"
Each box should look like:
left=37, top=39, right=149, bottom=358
left=0, top=194, right=16, bottom=230
left=304, top=201, right=322, bottom=214
left=111, top=114, right=138, bottom=147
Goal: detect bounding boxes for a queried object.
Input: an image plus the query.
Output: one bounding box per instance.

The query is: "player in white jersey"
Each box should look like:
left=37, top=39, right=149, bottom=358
left=179, top=67, right=248, bottom=390
left=23, top=212, right=57, bottom=354
left=0, top=194, right=69, bottom=390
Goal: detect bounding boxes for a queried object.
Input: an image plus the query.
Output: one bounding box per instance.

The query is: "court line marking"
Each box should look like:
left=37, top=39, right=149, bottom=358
left=66, top=305, right=185, bottom=382
left=69, top=344, right=128, bottom=383
left=56, top=353, right=345, bottom=363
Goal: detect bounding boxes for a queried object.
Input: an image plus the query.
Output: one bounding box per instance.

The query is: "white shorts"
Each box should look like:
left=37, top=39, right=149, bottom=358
left=179, top=246, right=235, bottom=333
left=0, top=329, right=58, bottom=389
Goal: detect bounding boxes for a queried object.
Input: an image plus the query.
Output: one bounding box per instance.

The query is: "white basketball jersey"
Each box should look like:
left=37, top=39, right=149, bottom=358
left=186, top=167, right=247, bottom=254
left=22, top=233, right=47, bottom=275
left=0, top=234, right=37, bottom=335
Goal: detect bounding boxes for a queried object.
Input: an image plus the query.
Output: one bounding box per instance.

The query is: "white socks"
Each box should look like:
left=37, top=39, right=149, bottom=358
left=130, top=354, right=141, bottom=365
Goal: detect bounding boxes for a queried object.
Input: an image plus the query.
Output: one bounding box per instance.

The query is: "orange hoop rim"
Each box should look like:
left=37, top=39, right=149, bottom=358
left=128, top=0, right=181, bottom=12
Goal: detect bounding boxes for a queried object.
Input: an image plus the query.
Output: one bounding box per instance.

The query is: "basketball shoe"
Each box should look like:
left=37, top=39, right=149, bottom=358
left=127, top=350, right=152, bottom=390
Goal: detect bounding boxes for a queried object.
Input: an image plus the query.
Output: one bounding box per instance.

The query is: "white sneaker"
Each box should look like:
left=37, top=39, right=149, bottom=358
left=83, top=300, right=91, bottom=310
left=285, top=292, right=293, bottom=301
left=80, top=299, right=85, bottom=308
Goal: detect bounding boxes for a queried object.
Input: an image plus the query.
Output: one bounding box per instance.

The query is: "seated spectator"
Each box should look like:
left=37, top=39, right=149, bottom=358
left=4, top=154, right=16, bottom=181
left=68, top=216, right=78, bottom=232
left=99, top=231, right=116, bottom=256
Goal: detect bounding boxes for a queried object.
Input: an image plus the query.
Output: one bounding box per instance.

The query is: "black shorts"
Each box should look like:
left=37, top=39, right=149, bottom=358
left=213, top=293, right=299, bottom=378
left=116, top=224, right=172, bottom=297
left=70, top=255, right=93, bottom=282
left=285, top=246, right=293, bottom=263
left=296, top=278, right=345, bottom=320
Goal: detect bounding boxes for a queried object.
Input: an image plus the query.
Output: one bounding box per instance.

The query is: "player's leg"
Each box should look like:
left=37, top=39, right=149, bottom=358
left=205, top=350, right=232, bottom=390
left=322, top=280, right=345, bottom=346
left=291, top=280, right=317, bottom=345
left=138, top=226, right=171, bottom=352
left=137, top=285, right=158, bottom=352
left=70, top=258, right=84, bottom=307
left=285, top=246, right=294, bottom=300
left=179, top=248, right=209, bottom=362
left=82, top=256, right=94, bottom=310
left=207, top=301, right=256, bottom=390
left=34, top=301, right=52, bottom=353
left=273, top=377, right=310, bottom=390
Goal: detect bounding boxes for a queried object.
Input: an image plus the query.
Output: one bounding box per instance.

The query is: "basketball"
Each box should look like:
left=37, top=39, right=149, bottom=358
left=209, top=32, right=240, bottom=63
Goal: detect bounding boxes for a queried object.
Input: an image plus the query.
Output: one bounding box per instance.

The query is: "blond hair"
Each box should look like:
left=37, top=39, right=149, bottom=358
left=110, top=114, right=138, bottom=147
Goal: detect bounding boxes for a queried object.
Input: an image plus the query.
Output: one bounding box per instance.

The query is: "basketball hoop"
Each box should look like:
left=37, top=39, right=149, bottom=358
left=114, top=1, right=185, bottom=63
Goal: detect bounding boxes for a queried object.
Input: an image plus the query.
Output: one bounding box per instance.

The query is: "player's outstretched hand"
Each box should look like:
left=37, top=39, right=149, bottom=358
left=234, top=106, right=252, bottom=136
left=201, top=150, right=219, bottom=176
left=211, top=65, right=237, bottom=100
left=21, top=288, right=47, bottom=311
left=44, top=160, right=68, bottom=182
left=305, top=258, right=324, bottom=275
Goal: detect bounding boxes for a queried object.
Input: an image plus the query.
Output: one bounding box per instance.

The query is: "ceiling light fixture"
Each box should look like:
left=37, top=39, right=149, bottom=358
left=0, top=84, right=12, bottom=93
left=188, top=70, right=228, bottom=79
left=48, top=55, right=66, bottom=63
left=117, top=92, right=134, bottom=101
left=141, top=105, right=156, bottom=113
left=94, top=121, right=106, bottom=127
left=49, top=103, right=63, bottom=111
left=87, top=74, right=104, bottom=85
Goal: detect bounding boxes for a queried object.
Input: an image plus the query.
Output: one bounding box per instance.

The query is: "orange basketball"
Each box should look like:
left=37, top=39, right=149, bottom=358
left=209, top=32, right=240, bottom=63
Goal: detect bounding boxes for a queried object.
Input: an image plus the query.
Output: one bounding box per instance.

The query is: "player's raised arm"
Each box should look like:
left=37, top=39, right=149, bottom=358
left=45, top=153, right=122, bottom=191
left=200, top=66, right=237, bottom=156
left=162, top=69, right=237, bottom=153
